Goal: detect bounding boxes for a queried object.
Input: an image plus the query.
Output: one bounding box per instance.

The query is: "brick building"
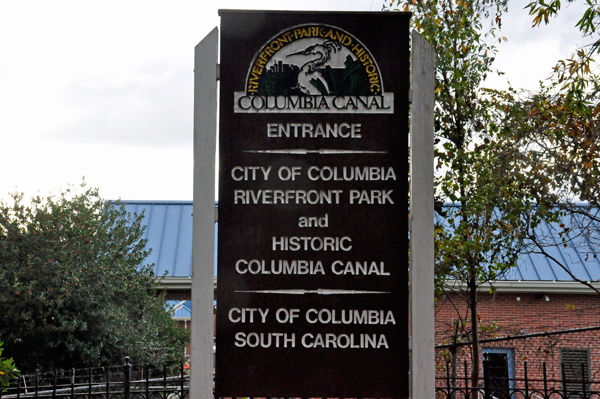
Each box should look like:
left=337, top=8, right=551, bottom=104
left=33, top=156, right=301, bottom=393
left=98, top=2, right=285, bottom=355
left=436, top=285, right=600, bottom=395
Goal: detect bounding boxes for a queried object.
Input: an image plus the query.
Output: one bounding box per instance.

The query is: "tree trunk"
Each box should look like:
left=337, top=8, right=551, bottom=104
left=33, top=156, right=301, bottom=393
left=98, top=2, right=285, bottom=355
left=469, top=273, right=480, bottom=399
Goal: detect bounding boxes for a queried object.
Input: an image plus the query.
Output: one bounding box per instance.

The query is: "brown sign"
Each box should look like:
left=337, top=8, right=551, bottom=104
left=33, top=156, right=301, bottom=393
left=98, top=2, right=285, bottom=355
left=215, top=10, right=410, bottom=398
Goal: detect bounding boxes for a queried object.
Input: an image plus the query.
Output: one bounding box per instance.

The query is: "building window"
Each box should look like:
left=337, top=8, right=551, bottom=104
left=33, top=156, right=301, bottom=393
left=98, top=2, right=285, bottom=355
left=560, top=348, right=591, bottom=395
left=482, top=348, right=515, bottom=399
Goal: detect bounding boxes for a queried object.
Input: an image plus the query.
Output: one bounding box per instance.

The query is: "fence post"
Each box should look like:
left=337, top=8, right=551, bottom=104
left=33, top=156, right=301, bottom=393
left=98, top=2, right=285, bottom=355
left=524, top=361, right=529, bottom=399
left=106, top=367, right=111, bottom=399
left=145, top=364, right=150, bottom=399
left=543, top=362, right=548, bottom=398
left=163, top=364, right=167, bottom=399
left=16, top=374, right=21, bottom=399
left=561, top=362, right=567, bottom=399
left=464, top=360, right=469, bottom=396
left=34, top=370, right=38, bottom=399
left=71, top=368, right=75, bottom=399
left=483, top=357, right=491, bottom=399
left=123, top=357, right=131, bottom=399
left=180, top=364, right=185, bottom=399
left=52, top=370, right=57, bottom=399
left=446, top=362, right=451, bottom=399
left=89, top=367, right=93, bottom=399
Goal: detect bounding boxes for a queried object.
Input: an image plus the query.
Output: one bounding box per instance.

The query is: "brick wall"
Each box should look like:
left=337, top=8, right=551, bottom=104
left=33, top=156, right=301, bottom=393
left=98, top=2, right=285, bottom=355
left=435, top=290, right=600, bottom=389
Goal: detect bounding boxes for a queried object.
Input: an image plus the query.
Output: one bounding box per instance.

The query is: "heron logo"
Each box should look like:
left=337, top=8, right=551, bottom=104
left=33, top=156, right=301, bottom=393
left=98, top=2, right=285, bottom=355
left=233, top=24, right=394, bottom=114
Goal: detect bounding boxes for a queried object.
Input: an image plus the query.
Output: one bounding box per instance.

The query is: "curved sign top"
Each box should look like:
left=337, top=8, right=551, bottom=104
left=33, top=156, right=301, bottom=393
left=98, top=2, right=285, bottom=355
left=234, top=23, right=393, bottom=114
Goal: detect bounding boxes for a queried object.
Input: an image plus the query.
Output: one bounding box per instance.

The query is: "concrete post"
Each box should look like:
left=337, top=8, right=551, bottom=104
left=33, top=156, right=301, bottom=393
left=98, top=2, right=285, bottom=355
left=409, top=30, right=435, bottom=399
left=190, top=27, right=218, bottom=399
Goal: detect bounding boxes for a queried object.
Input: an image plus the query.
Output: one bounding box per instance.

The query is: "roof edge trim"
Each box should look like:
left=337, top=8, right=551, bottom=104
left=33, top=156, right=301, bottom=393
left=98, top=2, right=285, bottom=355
left=445, top=280, right=600, bottom=294
left=159, top=276, right=217, bottom=291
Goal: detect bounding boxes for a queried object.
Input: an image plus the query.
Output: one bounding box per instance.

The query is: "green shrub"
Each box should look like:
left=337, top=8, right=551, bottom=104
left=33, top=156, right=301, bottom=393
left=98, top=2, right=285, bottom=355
left=0, top=343, right=19, bottom=391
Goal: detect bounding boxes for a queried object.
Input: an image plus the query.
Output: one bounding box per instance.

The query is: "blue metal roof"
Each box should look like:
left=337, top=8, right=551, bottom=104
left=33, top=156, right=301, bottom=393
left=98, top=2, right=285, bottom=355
left=120, top=201, right=217, bottom=278
left=436, top=205, right=600, bottom=282
left=120, top=201, right=600, bottom=282
left=122, top=201, right=194, bottom=277
left=166, top=300, right=192, bottom=318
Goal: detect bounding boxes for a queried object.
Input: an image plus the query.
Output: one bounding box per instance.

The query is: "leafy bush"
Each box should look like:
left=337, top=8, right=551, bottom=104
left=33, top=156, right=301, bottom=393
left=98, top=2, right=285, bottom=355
left=0, top=182, right=188, bottom=373
left=0, top=343, right=19, bottom=391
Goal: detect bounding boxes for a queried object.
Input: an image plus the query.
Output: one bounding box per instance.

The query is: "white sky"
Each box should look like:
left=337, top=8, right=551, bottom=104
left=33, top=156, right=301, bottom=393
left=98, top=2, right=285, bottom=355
left=0, top=0, right=589, bottom=202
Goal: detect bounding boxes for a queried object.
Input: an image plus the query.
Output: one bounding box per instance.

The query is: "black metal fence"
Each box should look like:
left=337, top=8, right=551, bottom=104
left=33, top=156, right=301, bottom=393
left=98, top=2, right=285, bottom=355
left=8, top=357, right=599, bottom=399
left=1, top=358, right=189, bottom=399
left=437, top=360, right=600, bottom=399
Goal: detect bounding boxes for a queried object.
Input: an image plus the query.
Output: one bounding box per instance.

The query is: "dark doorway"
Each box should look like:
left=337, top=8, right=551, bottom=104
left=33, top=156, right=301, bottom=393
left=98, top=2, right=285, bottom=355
left=485, top=352, right=511, bottom=399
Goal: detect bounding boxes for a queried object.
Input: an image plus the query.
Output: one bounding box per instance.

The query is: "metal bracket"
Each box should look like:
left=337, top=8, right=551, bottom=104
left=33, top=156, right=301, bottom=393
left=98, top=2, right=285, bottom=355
left=216, top=64, right=220, bottom=81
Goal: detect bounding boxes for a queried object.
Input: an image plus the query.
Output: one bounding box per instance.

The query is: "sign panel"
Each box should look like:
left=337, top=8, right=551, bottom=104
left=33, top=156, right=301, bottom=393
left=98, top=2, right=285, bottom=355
left=215, top=10, right=410, bottom=398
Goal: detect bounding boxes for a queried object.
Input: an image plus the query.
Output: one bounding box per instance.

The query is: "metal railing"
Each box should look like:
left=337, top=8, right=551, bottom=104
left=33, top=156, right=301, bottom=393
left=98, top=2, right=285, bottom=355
left=1, top=358, right=188, bottom=399
left=437, top=360, right=599, bottom=399
left=9, top=357, right=598, bottom=399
